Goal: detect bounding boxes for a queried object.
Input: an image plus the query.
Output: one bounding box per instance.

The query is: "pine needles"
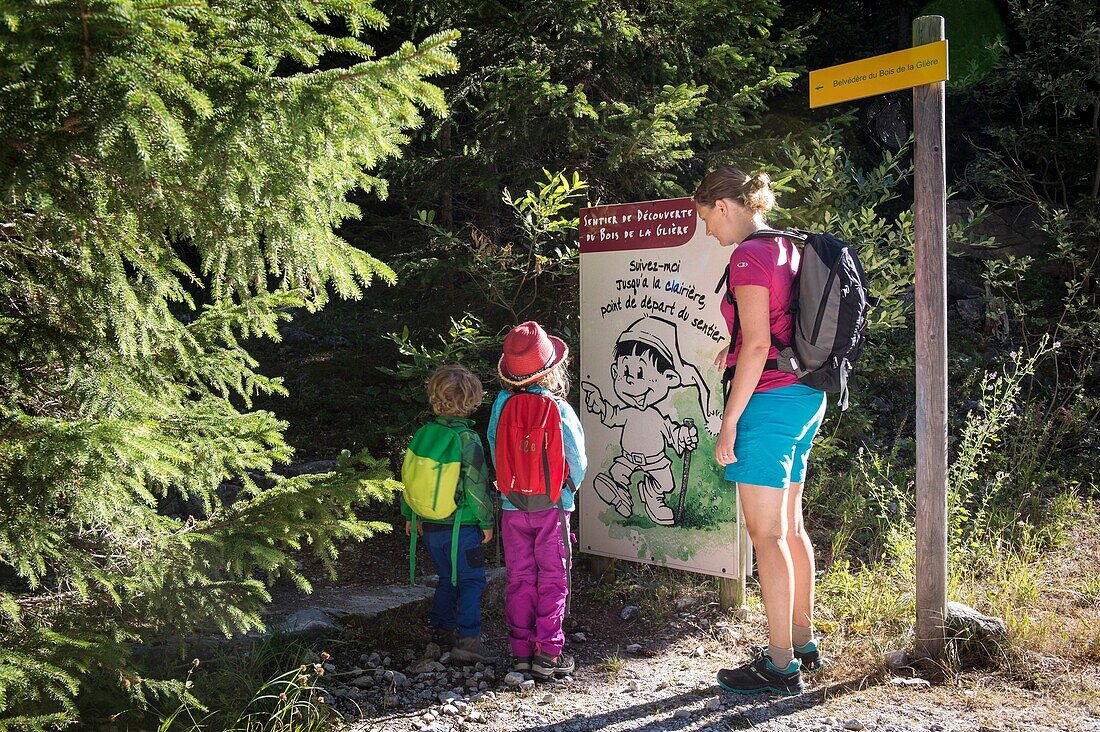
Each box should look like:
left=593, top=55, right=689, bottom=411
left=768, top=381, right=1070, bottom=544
left=0, top=0, right=452, bottom=726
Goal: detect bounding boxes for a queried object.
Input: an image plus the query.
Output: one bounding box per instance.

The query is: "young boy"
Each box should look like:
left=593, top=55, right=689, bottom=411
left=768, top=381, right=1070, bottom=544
left=401, top=364, right=495, bottom=663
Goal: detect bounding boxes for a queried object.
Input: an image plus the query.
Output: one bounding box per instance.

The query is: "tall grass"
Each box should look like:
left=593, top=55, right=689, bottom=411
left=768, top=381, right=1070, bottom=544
left=110, top=637, right=342, bottom=731
left=807, top=342, right=1099, bottom=681
left=160, top=656, right=336, bottom=732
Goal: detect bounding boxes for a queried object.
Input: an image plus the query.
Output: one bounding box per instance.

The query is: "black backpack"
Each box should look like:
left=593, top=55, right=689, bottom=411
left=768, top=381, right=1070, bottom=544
left=717, top=229, right=874, bottom=410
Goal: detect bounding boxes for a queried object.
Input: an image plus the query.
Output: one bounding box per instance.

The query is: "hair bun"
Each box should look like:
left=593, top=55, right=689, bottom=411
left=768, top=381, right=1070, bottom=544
left=694, top=164, right=775, bottom=213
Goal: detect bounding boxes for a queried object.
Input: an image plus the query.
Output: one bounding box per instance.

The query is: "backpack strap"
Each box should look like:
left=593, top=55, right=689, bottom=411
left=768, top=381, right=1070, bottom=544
left=558, top=501, right=573, bottom=618
left=449, top=519, right=461, bottom=587
left=719, top=302, right=783, bottom=402
left=409, top=513, right=463, bottom=588
left=409, top=513, right=418, bottom=585
left=747, top=227, right=808, bottom=242
left=714, top=267, right=733, bottom=305
left=716, top=227, right=803, bottom=306
left=838, top=358, right=850, bottom=412
left=447, top=424, right=478, bottom=586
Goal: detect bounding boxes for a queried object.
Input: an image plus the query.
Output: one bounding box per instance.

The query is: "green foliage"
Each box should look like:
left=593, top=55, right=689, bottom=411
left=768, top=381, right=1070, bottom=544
left=953, top=0, right=1100, bottom=525
left=729, top=126, right=921, bottom=449
left=811, top=340, right=1096, bottom=670
left=799, top=17, right=1100, bottom=657
left=380, top=313, right=497, bottom=408
left=967, top=0, right=1100, bottom=208
left=950, top=341, right=1093, bottom=550
left=463, top=171, right=589, bottom=326
left=980, top=206, right=1100, bottom=374
left=765, top=128, right=916, bottom=334
left=91, top=641, right=341, bottom=731
left=919, top=0, right=1007, bottom=90
left=371, top=1, right=810, bottom=419
left=379, top=0, right=806, bottom=219
left=383, top=171, right=590, bottom=404
left=819, top=433, right=914, bottom=560
left=812, top=339, right=1093, bottom=560
left=0, top=0, right=452, bottom=726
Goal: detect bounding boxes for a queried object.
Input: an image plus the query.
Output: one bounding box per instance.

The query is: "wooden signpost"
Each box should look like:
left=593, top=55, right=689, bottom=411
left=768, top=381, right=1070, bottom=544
left=809, top=17, right=950, bottom=661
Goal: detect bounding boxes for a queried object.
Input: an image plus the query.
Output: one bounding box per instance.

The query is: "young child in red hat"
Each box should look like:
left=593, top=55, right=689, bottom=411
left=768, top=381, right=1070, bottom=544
left=487, top=321, right=587, bottom=680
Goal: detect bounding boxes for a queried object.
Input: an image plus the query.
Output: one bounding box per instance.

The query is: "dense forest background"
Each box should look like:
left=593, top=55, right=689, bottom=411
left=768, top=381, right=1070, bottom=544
left=1, top=0, right=1097, bottom=728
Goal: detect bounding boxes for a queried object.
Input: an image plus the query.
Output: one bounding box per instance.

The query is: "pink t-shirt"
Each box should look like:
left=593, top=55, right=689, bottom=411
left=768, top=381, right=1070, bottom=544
left=720, top=236, right=800, bottom=393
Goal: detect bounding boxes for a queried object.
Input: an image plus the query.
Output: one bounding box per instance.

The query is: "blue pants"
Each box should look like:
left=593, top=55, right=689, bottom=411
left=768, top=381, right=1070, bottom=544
left=422, top=525, right=487, bottom=638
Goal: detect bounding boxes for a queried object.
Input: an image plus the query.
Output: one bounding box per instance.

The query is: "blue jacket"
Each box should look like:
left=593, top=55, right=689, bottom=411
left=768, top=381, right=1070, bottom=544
left=487, top=387, right=587, bottom=511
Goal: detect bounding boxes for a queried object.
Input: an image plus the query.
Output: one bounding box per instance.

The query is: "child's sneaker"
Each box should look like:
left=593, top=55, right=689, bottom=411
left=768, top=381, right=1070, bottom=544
left=431, top=627, right=456, bottom=648
left=512, top=656, right=533, bottom=673
left=450, top=635, right=496, bottom=664
left=531, top=651, right=575, bottom=679
left=750, top=640, right=823, bottom=671
left=716, top=651, right=804, bottom=696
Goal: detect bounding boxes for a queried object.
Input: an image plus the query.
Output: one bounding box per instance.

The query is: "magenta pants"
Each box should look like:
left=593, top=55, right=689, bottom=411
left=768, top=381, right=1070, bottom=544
left=501, top=508, right=570, bottom=657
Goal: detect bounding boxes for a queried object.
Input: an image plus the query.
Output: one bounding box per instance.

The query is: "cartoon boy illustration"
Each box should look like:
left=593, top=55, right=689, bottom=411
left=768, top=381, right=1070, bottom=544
left=580, top=316, right=716, bottom=526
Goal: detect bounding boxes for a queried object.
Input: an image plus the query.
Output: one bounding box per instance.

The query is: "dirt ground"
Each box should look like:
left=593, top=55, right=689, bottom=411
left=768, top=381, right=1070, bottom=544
left=289, top=542, right=1100, bottom=732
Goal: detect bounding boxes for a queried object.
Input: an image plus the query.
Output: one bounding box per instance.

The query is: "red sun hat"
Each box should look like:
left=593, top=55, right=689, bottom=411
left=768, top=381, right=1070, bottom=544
left=498, top=321, right=569, bottom=387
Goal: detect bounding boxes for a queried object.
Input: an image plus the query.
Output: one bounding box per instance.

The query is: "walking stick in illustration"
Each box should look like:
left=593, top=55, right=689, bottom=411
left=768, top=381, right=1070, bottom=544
left=676, top=418, right=695, bottom=524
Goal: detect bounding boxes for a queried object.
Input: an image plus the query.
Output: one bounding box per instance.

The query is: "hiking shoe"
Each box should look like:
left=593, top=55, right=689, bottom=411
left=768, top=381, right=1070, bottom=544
left=793, top=640, right=823, bottom=671
left=750, top=640, right=824, bottom=672
left=512, top=656, right=533, bottom=673
left=450, top=635, right=496, bottom=664
left=531, top=651, right=575, bottom=679
left=430, top=627, right=456, bottom=648
left=717, top=651, right=803, bottom=696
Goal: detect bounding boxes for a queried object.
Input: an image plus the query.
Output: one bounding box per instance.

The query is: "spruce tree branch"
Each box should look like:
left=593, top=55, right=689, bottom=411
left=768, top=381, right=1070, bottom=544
left=12, top=591, right=83, bottom=613
left=55, top=115, right=85, bottom=134
left=138, top=1, right=204, bottom=11
left=325, top=34, right=457, bottom=85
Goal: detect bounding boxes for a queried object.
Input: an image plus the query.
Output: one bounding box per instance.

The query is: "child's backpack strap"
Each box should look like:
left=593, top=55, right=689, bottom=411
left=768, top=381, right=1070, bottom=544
left=445, top=424, right=478, bottom=586
left=558, top=501, right=573, bottom=618
left=409, top=514, right=416, bottom=585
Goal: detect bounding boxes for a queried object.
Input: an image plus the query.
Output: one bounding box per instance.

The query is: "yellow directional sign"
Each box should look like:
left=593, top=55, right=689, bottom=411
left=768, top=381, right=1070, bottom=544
left=809, top=40, right=949, bottom=108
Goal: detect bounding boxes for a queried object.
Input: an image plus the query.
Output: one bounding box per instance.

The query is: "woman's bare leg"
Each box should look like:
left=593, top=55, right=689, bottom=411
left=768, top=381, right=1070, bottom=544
left=785, top=481, right=815, bottom=641
left=738, top=483, right=793, bottom=653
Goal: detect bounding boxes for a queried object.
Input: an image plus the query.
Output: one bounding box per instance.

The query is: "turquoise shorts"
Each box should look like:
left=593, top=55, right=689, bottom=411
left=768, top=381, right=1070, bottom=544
left=724, top=383, right=827, bottom=489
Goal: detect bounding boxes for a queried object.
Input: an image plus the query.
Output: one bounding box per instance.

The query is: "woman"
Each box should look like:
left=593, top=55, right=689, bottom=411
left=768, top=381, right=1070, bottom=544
left=694, top=166, right=826, bottom=696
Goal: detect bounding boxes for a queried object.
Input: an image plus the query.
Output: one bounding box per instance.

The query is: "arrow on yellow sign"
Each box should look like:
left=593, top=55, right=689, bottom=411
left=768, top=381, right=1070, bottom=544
left=809, top=40, right=949, bottom=108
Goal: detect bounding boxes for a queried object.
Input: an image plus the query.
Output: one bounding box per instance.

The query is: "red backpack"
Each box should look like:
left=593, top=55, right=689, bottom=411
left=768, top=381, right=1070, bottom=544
left=494, top=390, right=569, bottom=511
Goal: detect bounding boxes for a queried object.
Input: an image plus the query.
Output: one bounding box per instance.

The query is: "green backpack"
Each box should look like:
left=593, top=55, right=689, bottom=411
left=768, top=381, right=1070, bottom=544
left=401, top=421, right=471, bottom=586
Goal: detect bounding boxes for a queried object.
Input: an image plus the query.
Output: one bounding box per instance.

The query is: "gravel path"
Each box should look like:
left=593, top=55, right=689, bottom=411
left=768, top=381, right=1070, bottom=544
left=322, top=596, right=1099, bottom=732
left=334, top=643, right=1099, bottom=732
left=291, top=543, right=1100, bottom=732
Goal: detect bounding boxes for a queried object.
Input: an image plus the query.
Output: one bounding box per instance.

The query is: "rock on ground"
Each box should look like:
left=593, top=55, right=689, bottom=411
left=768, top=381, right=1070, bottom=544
left=277, top=607, right=340, bottom=638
